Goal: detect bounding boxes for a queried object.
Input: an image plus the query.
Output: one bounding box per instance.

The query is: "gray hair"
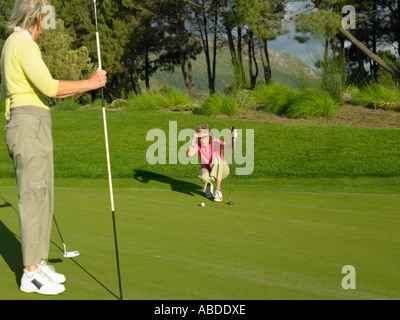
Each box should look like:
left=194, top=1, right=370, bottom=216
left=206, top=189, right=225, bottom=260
left=7, top=0, right=52, bottom=30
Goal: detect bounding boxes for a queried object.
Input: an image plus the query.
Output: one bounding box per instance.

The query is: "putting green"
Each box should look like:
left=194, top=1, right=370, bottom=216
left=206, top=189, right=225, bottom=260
left=0, top=177, right=399, bottom=300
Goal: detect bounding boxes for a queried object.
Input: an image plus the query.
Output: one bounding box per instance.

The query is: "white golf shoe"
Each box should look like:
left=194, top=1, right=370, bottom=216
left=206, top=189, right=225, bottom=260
left=20, top=267, right=65, bottom=295
left=205, top=183, right=214, bottom=198
left=38, top=260, right=66, bottom=284
left=214, top=189, right=223, bottom=202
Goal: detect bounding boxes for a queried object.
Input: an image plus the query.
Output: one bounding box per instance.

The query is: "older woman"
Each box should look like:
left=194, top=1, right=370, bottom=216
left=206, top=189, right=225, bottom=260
left=1, top=0, right=107, bottom=295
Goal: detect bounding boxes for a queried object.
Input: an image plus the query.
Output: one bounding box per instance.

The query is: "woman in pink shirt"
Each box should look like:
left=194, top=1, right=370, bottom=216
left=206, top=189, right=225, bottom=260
left=187, top=123, right=236, bottom=202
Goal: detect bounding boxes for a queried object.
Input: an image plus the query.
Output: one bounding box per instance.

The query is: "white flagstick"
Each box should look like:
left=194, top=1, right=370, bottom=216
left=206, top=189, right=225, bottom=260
left=93, top=0, right=122, bottom=300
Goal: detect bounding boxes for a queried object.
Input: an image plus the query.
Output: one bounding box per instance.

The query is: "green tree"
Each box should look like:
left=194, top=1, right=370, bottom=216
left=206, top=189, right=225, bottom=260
left=0, top=0, right=13, bottom=93
left=155, top=0, right=203, bottom=98
left=39, top=19, right=94, bottom=81
left=379, top=51, right=400, bottom=87
left=189, top=0, right=223, bottom=95
left=220, top=0, right=288, bottom=88
left=38, top=19, right=95, bottom=103
left=52, top=0, right=133, bottom=100
left=240, top=0, right=288, bottom=85
left=126, top=0, right=178, bottom=93
left=294, top=0, right=345, bottom=62
left=221, top=0, right=246, bottom=87
left=295, top=0, right=400, bottom=81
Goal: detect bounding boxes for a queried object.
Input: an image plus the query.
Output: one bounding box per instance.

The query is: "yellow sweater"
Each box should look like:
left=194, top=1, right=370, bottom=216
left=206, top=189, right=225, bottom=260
left=1, top=31, right=59, bottom=120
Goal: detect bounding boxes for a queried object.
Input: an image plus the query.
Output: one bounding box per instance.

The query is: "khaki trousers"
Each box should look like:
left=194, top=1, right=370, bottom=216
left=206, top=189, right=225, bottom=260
left=198, top=157, right=230, bottom=187
left=5, top=109, right=54, bottom=267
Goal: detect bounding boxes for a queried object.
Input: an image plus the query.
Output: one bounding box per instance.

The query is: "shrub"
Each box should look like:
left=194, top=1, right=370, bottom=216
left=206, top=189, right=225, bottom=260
left=234, top=90, right=257, bottom=110
left=162, top=90, right=192, bottom=109
left=220, top=95, right=239, bottom=116
left=285, top=89, right=339, bottom=119
left=345, top=86, right=359, bottom=102
left=371, top=99, right=400, bottom=111
left=197, top=94, right=238, bottom=116
left=197, top=95, right=221, bottom=116
left=252, top=83, right=273, bottom=105
left=253, top=82, right=300, bottom=114
left=91, top=98, right=109, bottom=107
left=92, top=98, right=103, bottom=107
left=110, top=99, right=128, bottom=109
left=39, top=19, right=95, bottom=87
left=128, top=92, right=166, bottom=111
left=316, top=54, right=348, bottom=104
left=128, top=86, right=193, bottom=111
left=351, top=84, right=400, bottom=110
left=171, top=102, right=200, bottom=112
left=53, top=100, right=80, bottom=111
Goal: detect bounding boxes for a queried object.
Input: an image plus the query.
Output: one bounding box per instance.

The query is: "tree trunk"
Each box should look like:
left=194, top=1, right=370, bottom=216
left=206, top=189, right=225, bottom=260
left=259, top=38, right=272, bottom=84
left=181, top=51, right=195, bottom=98
left=236, top=27, right=245, bottom=85
left=186, top=55, right=195, bottom=98
left=356, top=50, right=368, bottom=83
left=211, top=6, right=218, bottom=94
left=124, top=57, right=129, bottom=100
left=201, top=5, right=215, bottom=95
left=221, top=0, right=241, bottom=83
left=144, top=52, right=150, bottom=90
left=248, top=32, right=258, bottom=89
left=339, top=28, right=400, bottom=80
left=130, top=63, right=141, bottom=95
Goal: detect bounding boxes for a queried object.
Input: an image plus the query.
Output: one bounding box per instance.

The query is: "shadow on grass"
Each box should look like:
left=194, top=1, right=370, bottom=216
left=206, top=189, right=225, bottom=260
left=133, top=170, right=204, bottom=197
left=0, top=195, right=119, bottom=300
left=50, top=242, right=120, bottom=300
left=0, top=220, right=24, bottom=287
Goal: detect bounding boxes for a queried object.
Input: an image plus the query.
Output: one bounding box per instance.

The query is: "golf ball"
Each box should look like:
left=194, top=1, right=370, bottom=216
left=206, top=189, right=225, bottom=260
left=201, top=202, right=205, bottom=207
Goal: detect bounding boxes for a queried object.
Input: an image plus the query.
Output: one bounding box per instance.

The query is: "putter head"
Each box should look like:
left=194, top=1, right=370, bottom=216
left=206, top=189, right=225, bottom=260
left=63, top=251, right=80, bottom=258
left=62, top=243, right=80, bottom=258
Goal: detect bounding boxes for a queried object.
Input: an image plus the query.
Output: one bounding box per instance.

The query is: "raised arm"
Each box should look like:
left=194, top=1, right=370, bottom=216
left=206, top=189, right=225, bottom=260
left=187, top=132, right=202, bottom=157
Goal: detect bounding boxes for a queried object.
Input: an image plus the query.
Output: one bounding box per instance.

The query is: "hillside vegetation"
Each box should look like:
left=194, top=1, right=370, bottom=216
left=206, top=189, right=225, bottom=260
left=152, top=48, right=315, bottom=97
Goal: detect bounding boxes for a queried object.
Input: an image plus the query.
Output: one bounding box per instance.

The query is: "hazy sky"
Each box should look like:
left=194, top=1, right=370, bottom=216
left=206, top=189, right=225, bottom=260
left=269, top=34, right=324, bottom=68
left=268, top=0, right=324, bottom=67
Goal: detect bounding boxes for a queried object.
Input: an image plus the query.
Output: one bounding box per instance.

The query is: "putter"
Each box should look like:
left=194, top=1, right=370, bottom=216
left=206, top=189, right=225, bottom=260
left=227, top=126, right=235, bottom=205
left=53, top=216, right=80, bottom=258
left=93, top=0, right=123, bottom=301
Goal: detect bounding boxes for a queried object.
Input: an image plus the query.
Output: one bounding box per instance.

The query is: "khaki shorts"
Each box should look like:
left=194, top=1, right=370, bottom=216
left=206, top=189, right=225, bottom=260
left=5, top=107, right=54, bottom=267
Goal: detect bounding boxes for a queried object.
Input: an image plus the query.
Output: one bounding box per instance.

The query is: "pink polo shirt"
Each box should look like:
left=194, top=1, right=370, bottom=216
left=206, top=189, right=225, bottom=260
left=196, top=139, right=228, bottom=170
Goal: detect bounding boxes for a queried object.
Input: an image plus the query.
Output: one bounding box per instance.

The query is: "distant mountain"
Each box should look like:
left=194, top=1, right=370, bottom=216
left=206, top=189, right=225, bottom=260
left=151, top=47, right=316, bottom=98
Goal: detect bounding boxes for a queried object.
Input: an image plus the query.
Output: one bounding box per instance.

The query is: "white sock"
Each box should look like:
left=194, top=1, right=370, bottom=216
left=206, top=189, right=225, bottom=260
left=24, top=269, right=38, bottom=278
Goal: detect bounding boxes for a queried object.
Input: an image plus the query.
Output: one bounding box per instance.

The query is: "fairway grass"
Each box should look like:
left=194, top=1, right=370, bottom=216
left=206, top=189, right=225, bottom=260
left=0, top=177, right=399, bottom=300
left=0, top=109, right=399, bottom=300
left=1, top=109, right=400, bottom=180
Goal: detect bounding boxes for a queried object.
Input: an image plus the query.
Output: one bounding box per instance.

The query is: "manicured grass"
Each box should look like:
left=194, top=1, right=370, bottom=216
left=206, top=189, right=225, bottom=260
left=1, top=109, right=399, bottom=179
left=0, top=177, right=399, bottom=300
left=0, top=109, right=399, bottom=300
